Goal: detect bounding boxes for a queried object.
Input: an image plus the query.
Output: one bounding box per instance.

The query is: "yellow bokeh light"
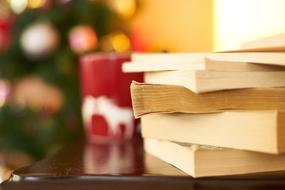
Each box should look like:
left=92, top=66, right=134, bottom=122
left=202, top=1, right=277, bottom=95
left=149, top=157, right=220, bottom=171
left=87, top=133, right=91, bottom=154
left=9, top=0, right=28, bottom=14
left=110, top=0, right=136, bottom=19
left=111, top=33, right=130, bottom=52
left=99, top=35, right=113, bottom=52
left=27, top=0, right=46, bottom=9
left=0, top=1, right=10, bottom=18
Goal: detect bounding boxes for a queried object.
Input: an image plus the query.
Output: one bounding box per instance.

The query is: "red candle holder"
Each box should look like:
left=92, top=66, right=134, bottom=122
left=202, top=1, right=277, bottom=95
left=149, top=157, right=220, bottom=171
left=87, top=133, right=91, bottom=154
left=80, top=53, right=143, bottom=142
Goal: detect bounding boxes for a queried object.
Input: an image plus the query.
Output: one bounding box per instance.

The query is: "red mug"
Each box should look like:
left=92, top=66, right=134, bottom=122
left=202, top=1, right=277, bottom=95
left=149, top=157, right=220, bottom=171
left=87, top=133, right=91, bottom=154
left=80, top=53, right=143, bottom=142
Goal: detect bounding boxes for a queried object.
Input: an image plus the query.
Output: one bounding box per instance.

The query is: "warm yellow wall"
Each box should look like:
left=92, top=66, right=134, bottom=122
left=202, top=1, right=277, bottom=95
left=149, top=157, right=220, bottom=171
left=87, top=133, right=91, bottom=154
left=134, top=0, right=285, bottom=52
left=214, top=0, right=285, bottom=51
left=133, top=0, right=214, bottom=52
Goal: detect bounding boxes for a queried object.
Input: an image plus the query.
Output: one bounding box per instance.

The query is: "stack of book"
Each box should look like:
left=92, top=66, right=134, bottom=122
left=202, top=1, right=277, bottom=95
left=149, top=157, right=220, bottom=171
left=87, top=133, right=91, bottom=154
left=123, top=48, right=285, bottom=177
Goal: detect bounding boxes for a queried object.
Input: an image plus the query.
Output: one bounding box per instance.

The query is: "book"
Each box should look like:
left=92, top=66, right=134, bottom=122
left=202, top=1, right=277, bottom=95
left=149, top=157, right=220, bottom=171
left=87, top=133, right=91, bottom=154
left=144, top=152, right=186, bottom=176
left=141, top=111, right=285, bottom=154
left=144, top=70, right=285, bottom=93
left=144, top=138, right=285, bottom=178
left=131, top=81, right=285, bottom=118
left=241, top=33, right=285, bottom=52
left=122, top=53, right=284, bottom=72
left=207, top=52, right=285, bottom=67
left=222, top=46, right=285, bottom=53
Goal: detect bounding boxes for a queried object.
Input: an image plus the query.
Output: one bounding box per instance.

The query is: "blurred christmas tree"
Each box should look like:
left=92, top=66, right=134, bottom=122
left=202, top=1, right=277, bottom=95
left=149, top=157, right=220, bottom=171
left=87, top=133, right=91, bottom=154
left=0, top=0, right=139, bottom=160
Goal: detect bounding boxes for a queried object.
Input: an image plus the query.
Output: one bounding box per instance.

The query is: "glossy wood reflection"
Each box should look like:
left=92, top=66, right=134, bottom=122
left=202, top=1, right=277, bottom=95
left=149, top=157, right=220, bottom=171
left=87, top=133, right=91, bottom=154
left=2, top=141, right=285, bottom=190
left=10, top=140, right=185, bottom=178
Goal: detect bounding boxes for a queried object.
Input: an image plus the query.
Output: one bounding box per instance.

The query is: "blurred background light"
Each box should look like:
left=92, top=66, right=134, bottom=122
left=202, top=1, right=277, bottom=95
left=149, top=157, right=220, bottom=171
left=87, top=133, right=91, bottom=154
left=9, top=0, right=28, bottom=14
left=27, top=0, right=46, bottom=9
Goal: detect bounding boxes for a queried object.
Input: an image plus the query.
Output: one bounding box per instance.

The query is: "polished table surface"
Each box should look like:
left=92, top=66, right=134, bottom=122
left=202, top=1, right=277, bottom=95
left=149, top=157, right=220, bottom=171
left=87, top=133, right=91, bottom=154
left=2, top=140, right=285, bottom=190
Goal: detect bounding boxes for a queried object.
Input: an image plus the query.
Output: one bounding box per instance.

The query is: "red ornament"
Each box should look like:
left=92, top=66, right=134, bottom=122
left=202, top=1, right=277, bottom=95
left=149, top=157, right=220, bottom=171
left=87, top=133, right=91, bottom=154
left=69, top=25, right=98, bottom=54
left=0, top=18, right=12, bottom=52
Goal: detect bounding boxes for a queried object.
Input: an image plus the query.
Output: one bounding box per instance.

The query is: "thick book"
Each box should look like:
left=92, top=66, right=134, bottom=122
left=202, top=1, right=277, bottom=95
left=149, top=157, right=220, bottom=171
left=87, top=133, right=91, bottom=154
left=207, top=52, right=285, bottom=67
left=144, top=138, right=285, bottom=178
left=144, top=70, right=285, bottom=93
left=122, top=53, right=284, bottom=72
left=141, top=111, right=285, bottom=154
left=131, top=81, right=285, bottom=117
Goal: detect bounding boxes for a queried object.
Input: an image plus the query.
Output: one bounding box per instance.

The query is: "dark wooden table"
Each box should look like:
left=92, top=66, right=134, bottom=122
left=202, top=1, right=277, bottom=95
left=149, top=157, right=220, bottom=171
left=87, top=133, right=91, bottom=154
left=2, top=140, right=285, bottom=190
